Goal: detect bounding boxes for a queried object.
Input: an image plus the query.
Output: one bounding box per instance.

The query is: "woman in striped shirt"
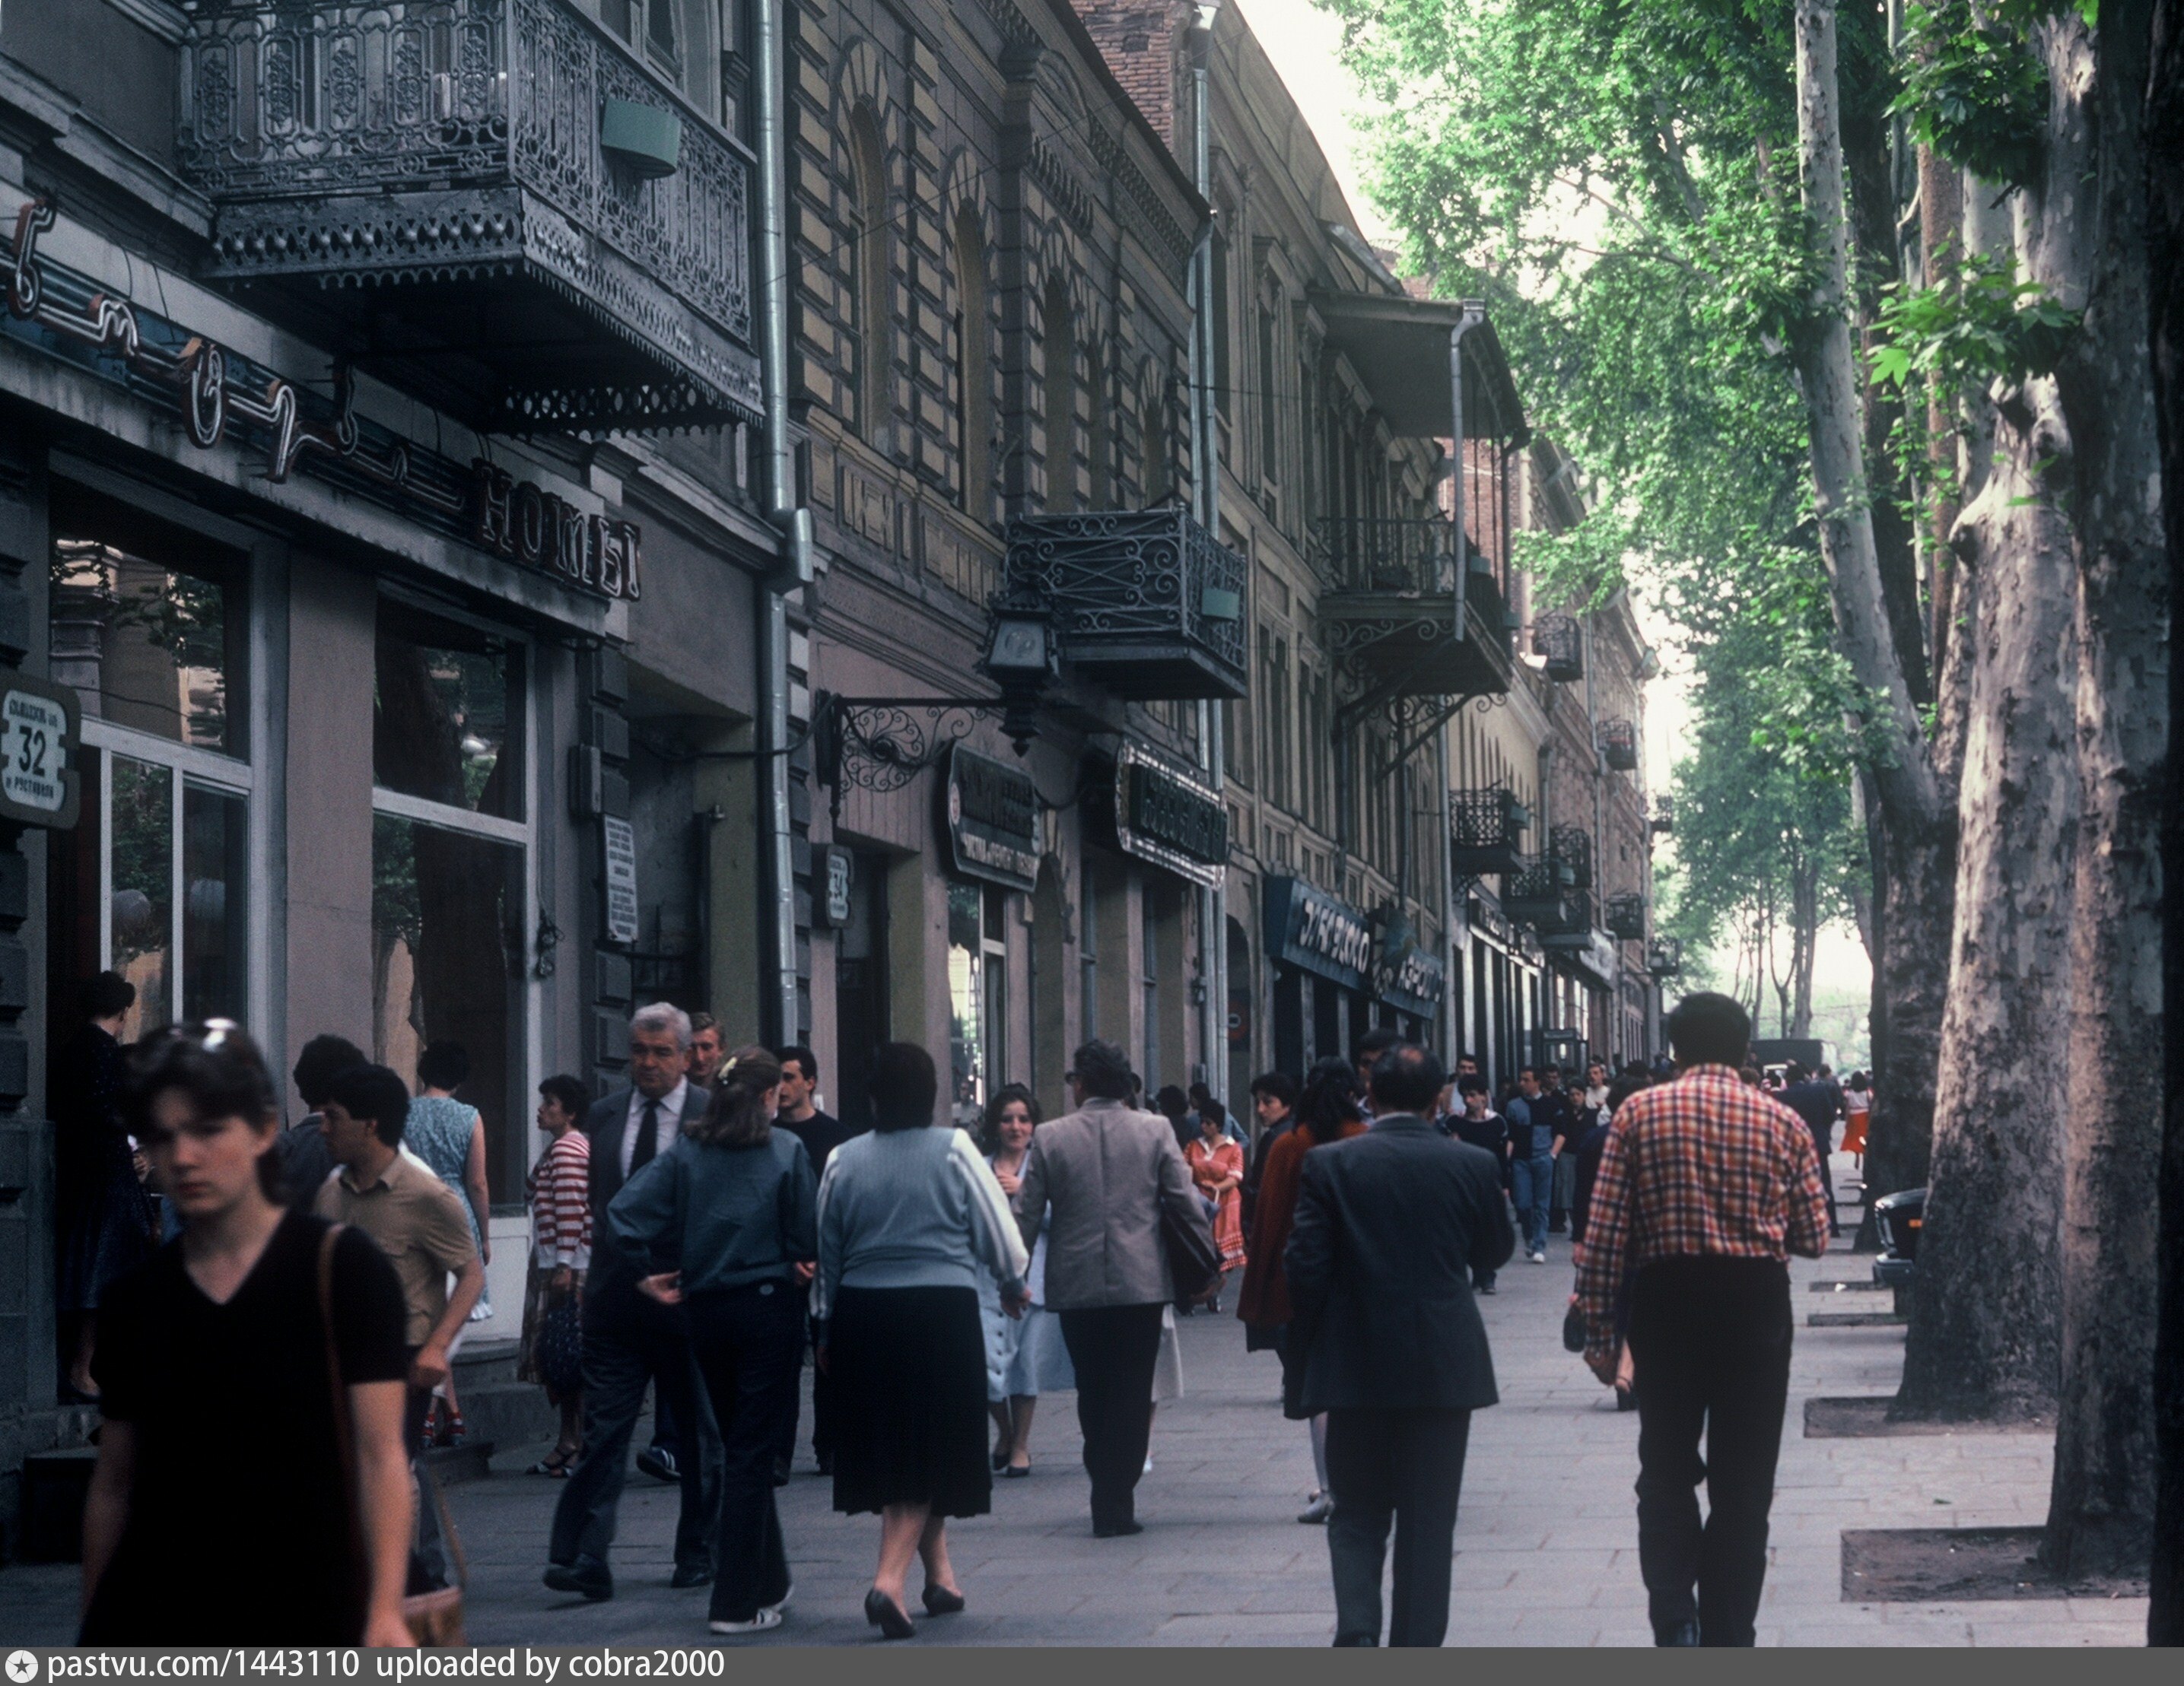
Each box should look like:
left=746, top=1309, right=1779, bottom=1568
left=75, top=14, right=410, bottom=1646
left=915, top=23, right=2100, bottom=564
left=521, top=1074, right=592, bottom=1475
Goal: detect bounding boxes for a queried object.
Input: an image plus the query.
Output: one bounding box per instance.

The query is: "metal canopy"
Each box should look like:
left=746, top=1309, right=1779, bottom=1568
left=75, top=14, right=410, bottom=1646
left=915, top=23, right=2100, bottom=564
left=1309, top=291, right=1530, bottom=442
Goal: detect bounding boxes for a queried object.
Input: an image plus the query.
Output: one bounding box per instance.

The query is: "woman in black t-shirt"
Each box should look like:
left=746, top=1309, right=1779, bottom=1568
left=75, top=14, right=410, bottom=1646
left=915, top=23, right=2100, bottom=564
left=81, top=1023, right=415, bottom=1646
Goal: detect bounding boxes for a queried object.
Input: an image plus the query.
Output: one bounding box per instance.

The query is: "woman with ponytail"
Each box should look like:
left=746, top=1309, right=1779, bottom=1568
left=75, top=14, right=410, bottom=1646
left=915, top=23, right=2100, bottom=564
left=609, top=1046, right=817, bottom=1637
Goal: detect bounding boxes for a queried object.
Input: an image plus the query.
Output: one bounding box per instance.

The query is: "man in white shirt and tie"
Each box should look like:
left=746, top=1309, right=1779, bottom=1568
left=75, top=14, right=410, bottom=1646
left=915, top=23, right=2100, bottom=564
left=545, top=1004, right=718, bottom=1602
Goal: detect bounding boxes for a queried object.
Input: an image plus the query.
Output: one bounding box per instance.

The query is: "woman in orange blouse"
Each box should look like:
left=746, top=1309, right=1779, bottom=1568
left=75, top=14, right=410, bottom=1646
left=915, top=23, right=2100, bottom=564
left=1184, top=1104, right=1247, bottom=1299
left=1233, top=1059, right=1367, bottom=1524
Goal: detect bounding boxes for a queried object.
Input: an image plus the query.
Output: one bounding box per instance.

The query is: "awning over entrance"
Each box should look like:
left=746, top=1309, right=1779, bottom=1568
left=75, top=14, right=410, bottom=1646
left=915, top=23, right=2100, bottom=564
left=1308, top=291, right=1531, bottom=442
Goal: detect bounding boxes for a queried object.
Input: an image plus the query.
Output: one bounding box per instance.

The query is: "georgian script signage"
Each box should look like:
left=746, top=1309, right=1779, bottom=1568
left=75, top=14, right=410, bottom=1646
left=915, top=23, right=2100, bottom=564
left=0, top=198, right=639, bottom=602
left=941, top=745, right=1039, bottom=892
left=0, top=672, right=80, bottom=830
left=1264, top=875, right=1372, bottom=991
left=1375, top=945, right=1446, bottom=1017
left=1108, top=744, right=1227, bottom=887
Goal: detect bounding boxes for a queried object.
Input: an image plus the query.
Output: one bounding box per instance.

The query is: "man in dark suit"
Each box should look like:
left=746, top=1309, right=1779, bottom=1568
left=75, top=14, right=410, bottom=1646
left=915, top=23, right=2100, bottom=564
left=1775, top=1062, right=1845, bottom=1237
left=1286, top=1042, right=1516, bottom=1646
left=544, top=1004, right=718, bottom=1601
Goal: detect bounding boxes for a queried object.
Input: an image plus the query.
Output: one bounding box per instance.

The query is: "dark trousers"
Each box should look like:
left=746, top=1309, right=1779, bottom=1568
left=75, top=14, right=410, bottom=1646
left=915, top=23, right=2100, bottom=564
left=1812, top=1127, right=1840, bottom=1234
left=551, top=1291, right=718, bottom=1572
left=400, top=1372, right=448, bottom=1592
left=1324, top=1408, right=1472, bottom=1646
left=1057, top=1303, right=1165, bottom=1530
left=1627, top=1256, right=1793, bottom=1646
left=686, top=1284, right=802, bottom=1622
left=774, top=1294, right=841, bottom=1468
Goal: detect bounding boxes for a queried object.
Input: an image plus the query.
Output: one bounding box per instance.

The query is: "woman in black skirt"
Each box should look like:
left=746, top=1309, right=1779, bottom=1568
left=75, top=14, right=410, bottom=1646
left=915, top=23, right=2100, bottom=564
left=812, top=1043, right=1028, bottom=1639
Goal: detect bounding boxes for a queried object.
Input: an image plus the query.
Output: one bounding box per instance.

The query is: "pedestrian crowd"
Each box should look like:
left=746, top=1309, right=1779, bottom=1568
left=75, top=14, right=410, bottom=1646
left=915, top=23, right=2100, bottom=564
left=59, top=969, right=1843, bottom=1648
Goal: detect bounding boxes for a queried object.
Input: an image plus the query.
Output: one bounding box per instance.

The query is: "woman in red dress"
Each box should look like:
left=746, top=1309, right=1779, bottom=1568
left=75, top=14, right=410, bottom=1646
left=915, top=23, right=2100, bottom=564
left=1184, top=1103, right=1247, bottom=1300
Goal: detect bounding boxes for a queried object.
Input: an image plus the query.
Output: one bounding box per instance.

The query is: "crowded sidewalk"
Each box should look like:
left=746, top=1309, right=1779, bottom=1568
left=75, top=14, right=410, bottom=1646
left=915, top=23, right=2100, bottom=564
left=4, top=1148, right=2136, bottom=1646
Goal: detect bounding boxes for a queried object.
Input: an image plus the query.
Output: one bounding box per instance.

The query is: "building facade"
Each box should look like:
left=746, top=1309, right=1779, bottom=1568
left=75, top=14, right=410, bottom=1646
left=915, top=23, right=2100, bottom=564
left=0, top=0, right=792, bottom=1536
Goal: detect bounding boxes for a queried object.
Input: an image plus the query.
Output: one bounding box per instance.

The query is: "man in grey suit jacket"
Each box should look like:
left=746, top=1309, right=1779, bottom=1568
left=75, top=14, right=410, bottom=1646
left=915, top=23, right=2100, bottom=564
left=1286, top=1042, right=1515, bottom=1646
left=1016, top=1038, right=1212, bottom=1537
left=545, top=1004, right=719, bottom=1601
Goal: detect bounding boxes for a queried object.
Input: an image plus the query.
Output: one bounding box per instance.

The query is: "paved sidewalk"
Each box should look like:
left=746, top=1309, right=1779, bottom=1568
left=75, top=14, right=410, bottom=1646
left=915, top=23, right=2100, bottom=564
left=0, top=1151, right=2150, bottom=1646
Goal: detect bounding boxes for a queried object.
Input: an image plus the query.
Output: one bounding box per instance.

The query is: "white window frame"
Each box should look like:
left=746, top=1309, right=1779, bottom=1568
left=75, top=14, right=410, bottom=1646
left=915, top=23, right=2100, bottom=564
left=367, top=588, right=545, bottom=1168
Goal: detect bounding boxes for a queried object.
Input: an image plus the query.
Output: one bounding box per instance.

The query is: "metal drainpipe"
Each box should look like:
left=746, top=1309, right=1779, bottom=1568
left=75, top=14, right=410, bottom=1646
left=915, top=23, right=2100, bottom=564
left=755, top=0, right=813, bottom=1046
left=1191, top=7, right=1227, bottom=1104
left=1439, top=308, right=1483, bottom=1063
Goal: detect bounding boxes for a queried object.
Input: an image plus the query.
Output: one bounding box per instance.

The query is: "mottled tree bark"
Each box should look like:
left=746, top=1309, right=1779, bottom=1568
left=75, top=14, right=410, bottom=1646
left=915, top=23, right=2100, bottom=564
left=2042, top=0, right=2167, bottom=1580
left=2148, top=0, right=2184, bottom=1640
left=1897, top=370, right=2077, bottom=1421
left=1793, top=0, right=1956, bottom=1235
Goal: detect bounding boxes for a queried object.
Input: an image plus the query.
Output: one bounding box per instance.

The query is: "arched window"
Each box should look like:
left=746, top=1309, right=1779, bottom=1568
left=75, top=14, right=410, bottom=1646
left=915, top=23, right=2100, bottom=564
left=1042, top=276, right=1076, bottom=510
left=846, top=106, right=889, bottom=440
left=1257, top=278, right=1282, bottom=487
left=1143, top=376, right=1170, bottom=504
left=952, top=206, right=992, bottom=517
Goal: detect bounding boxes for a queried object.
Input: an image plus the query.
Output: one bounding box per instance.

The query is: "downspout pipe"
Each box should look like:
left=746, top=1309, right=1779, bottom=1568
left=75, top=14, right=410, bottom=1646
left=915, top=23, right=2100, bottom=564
left=1190, top=5, right=1228, bottom=1104
left=755, top=0, right=811, bottom=1045
left=1440, top=303, right=1486, bottom=1063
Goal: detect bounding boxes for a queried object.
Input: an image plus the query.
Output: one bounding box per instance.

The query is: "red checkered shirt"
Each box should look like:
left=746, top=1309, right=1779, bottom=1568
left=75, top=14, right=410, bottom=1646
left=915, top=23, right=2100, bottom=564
left=1574, top=1065, right=1830, bottom=1361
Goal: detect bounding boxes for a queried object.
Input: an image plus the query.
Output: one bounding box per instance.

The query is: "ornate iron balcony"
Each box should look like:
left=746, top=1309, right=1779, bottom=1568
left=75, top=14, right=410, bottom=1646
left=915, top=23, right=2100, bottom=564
left=1002, top=510, right=1248, bottom=701
left=1504, top=855, right=1582, bottom=932
left=1646, top=935, right=1683, bottom=977
left=1315, top=517, right=1515, bottom=700
left=1651, top=793, right=1675, bottom=835
left=1606, top=891, right=1647, bottom=940
left=1532, top=611, right=1582, bottom=681
left=1450, top=785, right=1528, bottom=878
left=1601, top=716, right=1638, bottom=770
left=177, top=0, right=760, bottom=432
left=1549, top=822, right=1594, bottom=891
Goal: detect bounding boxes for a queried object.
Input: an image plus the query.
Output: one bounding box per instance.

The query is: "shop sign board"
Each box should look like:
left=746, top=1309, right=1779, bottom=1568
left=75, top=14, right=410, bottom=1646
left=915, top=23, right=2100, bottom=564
left=601, top=816, right=639, bottom=945
left=0, top=672, right=81, bottom=830
left=1375, top=945, right=1446, bottom=1016
left=1109, top=744, right=1227, bottom=887
left=941, top=745, right=1039, bottom=892
left=815, top=845, right=855, bottom=929
left=1263, top=875, right=1372, bottom=990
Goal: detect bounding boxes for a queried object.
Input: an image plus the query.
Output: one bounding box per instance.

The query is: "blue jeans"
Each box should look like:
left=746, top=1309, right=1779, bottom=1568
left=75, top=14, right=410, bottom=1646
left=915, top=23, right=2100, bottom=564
left=1512, top=1152, right=1553, bottom=1254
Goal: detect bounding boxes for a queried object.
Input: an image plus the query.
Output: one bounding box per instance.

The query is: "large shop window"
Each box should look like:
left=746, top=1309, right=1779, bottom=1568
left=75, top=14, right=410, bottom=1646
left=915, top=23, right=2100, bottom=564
left=948, top=881, right=1006, bottom=1127
left=49, top=501, right=254, bottom=1043
left=372, top=599, right=529, bottom=1199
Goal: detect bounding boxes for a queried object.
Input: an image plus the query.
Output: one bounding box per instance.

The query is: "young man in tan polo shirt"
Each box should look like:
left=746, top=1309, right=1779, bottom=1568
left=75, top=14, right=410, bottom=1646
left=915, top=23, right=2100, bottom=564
left=314, top=1063, right=484, bottom=1449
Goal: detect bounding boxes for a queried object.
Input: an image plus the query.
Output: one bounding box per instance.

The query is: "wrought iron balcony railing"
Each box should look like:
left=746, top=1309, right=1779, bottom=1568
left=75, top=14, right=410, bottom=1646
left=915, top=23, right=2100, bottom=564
left=1549, top=822, right=1594, bottom=891
left=177, top=0, right=760, bottom=432
left=1002, top=510, right=1248, bottom=702
left=1450, top=785, right=1529, bottom=878
left=1314, top=518, right=1515, bottom=700
left=1601, top=717, right=1639, bottom=770
left=1646, top=935, right=1683, bottom=977
left=1532, top=611, right=1582, bottom=681
left=1504, top=855, right=1581, bottom=932
left=1606, top=891, right=1647, bottom=940
left=1651, top=794, right=1675, bottom=835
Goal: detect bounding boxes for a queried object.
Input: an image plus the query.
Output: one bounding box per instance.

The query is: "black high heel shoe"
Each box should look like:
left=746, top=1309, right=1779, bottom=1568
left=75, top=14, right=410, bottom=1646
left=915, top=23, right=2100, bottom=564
left=922, top=1585, right=965, bottom=1616
left=864, top=1589, right=915, bottom=1640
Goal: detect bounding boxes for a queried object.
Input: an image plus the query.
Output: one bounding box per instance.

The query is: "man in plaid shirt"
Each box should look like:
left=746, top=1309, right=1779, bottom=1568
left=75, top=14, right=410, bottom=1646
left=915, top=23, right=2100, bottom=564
left=1575, top=992, right=1831, bottom=1646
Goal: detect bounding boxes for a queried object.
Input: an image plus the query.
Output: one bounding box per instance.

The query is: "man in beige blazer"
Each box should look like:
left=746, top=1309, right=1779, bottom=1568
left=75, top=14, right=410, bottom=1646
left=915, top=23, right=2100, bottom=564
left=1016, top=1038, right=1211, bottom=1536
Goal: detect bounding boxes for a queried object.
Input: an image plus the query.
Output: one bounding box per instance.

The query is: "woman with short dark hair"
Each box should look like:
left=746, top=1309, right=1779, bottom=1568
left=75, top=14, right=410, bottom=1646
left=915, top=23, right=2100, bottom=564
left=978, top=1084, right=1071, bottom=1476
left=814, top=1043, right=1028, bottom=1638
left=610, top=1046, right=814, bottom=1635
left=81, top=1023, right=415, bottom=1644
left=402, top=1040, right=492, bottom=1446
left=520, top=1075, right=593, bottom=1477
left=55, top=971, right=155, bottom=1400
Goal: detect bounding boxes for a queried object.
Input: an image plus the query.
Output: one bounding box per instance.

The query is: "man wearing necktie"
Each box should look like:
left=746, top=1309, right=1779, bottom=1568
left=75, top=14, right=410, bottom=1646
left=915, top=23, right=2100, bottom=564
left=545, top=1005, right=720, bottom=1602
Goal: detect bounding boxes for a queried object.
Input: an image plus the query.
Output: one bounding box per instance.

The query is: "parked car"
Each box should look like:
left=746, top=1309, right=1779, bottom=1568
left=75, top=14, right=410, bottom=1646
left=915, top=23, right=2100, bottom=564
left=1871, top=1186, right=1925, bottom=1288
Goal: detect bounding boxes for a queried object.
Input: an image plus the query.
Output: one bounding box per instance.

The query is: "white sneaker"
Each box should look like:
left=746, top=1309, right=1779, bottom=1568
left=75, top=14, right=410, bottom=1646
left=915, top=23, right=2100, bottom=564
left=708, top=1608, right=783, bottom=1635
left=1529, top=1249, right=1547, bottom=1264
left=1143, top=1454, right=1154, bottom=1475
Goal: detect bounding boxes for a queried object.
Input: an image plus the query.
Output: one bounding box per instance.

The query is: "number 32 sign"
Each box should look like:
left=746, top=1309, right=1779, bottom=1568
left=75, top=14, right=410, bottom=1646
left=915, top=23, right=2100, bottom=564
left=0, top=673, right=81, bottom=831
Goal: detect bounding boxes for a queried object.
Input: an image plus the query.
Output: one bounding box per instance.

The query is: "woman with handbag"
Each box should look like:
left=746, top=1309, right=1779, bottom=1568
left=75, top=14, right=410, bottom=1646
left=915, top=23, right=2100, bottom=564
left=79, top=1023, right=415, bottom=1646
left=1234, top=1058, right=1367, bottom=1524
left=521, top=1075, right=593, bottom=1476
